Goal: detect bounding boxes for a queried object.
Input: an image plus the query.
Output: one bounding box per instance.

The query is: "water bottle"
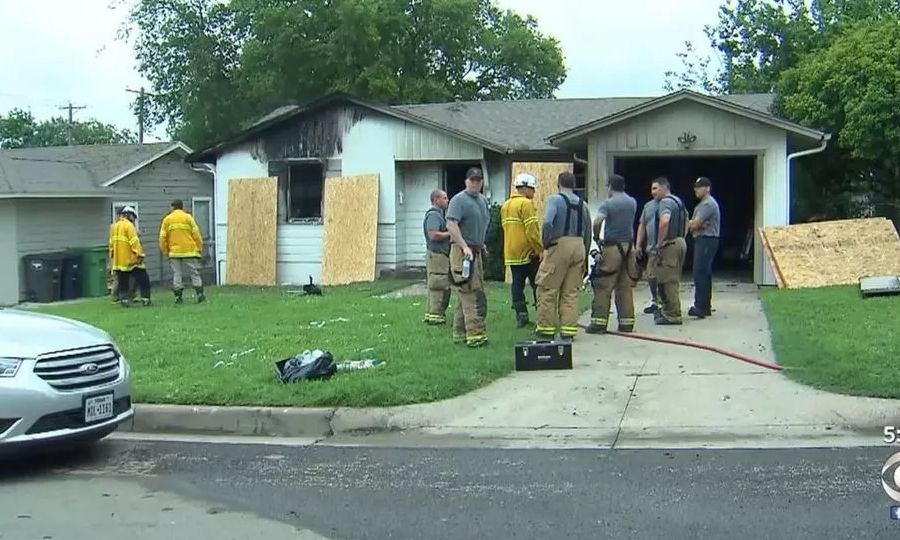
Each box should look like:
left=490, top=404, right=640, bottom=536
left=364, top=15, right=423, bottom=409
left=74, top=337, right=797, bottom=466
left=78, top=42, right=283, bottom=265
left=462, top=258, right=471, bottom=279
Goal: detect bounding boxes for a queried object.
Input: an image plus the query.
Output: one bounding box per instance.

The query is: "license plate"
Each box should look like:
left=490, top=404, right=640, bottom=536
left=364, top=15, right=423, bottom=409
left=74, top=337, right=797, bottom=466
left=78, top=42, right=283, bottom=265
left=84, top=393, right=115, bottom=424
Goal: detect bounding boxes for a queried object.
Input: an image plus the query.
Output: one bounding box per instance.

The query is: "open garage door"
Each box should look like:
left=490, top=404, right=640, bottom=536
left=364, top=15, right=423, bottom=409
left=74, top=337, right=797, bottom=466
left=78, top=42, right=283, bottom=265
left=613, top=155, right=756, bottom=281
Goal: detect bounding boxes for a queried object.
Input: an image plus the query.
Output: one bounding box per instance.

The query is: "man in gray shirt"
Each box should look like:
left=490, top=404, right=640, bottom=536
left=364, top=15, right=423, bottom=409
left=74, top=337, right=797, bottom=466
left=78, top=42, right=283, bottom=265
left=688, top=176, right=721, bottom=318
left=586, top=174, right=639, bottom=334
left=423, top=189, right=451, bottom=325
left=534, top=171, right=592, bottom=340
left=445, top=167, right=490, bottom=347
left=650, top=176, right=689, bottom=325
left=636, top=196, right=660, bottom=314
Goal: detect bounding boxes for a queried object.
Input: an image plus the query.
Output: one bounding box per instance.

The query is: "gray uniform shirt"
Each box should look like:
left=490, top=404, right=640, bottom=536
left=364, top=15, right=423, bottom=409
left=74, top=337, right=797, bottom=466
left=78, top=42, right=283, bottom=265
left=641, top=199, right=659, bottom=247
left=542, top=191, right=592, bottom=251
left=597, top=192, right=637, bottom=243
left=423, top=205, right=450, bottom=254
left=446, top=190, right=489, bottom=247
left=692, top=195, right=721, bottom=238
left=656, top=194, right=687, bottom=242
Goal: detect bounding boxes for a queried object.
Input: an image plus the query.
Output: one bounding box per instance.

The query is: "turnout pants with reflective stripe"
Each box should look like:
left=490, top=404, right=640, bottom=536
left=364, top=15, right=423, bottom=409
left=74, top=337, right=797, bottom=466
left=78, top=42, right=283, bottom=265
left=425, top=250, right=451, bottom=323
left=535, top=237, right=586, bottom=338
left=651, top=237, right=687, bottom=322
left=590, top=242, right=638, bottom=330
left=449, top=244, right=487, bottom=345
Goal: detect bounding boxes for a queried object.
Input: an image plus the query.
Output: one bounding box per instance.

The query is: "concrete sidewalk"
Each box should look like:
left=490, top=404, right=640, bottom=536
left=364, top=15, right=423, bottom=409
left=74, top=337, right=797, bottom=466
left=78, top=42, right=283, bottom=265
left=122, top=281, right=900, bottom=448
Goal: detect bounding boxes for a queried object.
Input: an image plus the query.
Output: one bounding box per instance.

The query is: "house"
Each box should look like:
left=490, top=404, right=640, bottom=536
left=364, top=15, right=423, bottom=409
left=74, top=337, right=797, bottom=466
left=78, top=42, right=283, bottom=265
left=0, top=142, right=216, bottom=305
left=185, top=89, right=830, bottom=288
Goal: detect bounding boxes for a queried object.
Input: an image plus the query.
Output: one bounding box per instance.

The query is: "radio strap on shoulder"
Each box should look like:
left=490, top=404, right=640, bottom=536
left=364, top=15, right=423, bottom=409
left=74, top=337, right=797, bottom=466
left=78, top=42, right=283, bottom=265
left=559, top=193, right=584, bottom=236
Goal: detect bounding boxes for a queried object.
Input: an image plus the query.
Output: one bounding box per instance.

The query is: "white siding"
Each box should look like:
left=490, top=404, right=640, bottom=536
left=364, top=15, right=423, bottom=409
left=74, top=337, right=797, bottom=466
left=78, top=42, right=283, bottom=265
left=0, top=200, right=18, bottom=305
left=213, top=143, right=269, bottom=284
left=15, top=198, right=111, bottom=299
left=214, top=108, right=487, bottom=284
left=587, top=100, right=789, bottom=286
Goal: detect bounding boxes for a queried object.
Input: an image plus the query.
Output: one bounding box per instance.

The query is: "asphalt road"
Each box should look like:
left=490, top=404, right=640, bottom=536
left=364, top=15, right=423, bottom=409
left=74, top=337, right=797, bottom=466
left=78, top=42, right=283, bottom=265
left=4, top=438, right=900, bottom=540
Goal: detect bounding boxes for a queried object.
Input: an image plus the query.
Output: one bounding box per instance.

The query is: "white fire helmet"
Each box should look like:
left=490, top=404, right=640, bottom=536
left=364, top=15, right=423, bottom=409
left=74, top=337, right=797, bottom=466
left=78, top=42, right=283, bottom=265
left=514, top=173, right=537, bottom=189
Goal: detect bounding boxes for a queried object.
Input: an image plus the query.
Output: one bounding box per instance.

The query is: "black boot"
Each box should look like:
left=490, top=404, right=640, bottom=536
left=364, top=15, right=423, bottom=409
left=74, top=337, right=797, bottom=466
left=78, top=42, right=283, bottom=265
left=195, top=286, right=206, bottom=303
left=515, top=312, right=530, bottom=328
left=174, top=288, right=184, bottom=305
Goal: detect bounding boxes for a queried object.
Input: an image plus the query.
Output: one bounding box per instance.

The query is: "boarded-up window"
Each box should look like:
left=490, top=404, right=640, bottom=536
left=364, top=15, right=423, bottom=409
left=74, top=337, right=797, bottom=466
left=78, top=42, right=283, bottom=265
left=288, top=163, right=325, bottom=220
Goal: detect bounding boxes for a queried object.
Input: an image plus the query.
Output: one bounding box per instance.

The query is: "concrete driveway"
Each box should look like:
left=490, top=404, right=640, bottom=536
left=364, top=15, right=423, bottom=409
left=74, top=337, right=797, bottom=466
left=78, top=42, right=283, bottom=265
left=332, top=280, right=900, bottom=448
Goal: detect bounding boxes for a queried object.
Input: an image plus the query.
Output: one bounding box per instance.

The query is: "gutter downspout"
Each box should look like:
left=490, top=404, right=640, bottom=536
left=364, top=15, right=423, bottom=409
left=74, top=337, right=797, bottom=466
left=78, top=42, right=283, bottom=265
left=190, top=162, right=219, bottom=285
left=785, top=134, right=830, bottom=223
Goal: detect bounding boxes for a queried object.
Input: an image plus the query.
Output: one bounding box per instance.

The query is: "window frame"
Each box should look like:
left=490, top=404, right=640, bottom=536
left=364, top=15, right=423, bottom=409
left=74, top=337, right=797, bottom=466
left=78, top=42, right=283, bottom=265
left=191, top=196, right=213, bottom=240
left=286, top=159, right=326, bottom=224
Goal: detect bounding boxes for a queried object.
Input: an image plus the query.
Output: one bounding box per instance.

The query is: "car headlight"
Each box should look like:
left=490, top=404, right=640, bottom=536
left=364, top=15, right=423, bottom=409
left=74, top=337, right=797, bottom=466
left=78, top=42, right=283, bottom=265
left=0, top=358, right=23, bottom=377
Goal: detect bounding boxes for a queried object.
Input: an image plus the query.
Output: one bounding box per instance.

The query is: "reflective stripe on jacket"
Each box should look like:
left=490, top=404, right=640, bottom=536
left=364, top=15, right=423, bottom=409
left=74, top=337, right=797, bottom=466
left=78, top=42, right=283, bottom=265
left=159, top=209, right=203, bottom=258
left=109, top=218, right=146, bottom=271
left=500, top=193, right=543, bottom=265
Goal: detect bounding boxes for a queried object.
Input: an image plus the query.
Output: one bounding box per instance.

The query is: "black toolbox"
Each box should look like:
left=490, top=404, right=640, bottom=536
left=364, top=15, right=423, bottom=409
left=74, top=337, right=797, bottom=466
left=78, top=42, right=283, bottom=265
left=514, top=340, right=573, bottom=371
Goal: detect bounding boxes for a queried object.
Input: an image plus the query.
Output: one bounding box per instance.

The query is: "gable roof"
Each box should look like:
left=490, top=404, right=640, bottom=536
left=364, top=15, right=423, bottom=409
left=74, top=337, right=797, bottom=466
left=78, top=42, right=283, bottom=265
left=392, top=92, right=780, bottom=152
left=0, top=142, right=196, bottom=198
left=546, top=89, right=829, bottom=145
left=187, top=92, right=511, bottom=162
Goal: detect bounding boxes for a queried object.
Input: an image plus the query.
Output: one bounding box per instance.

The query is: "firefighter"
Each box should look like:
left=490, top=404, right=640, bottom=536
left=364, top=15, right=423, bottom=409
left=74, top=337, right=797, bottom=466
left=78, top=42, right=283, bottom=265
left=159, top=199, right=206, bottom=304
left=446, top=167, right=490, bottom=347
left=586, top=174, right=639, bottom=333
left=109, top=206, right=152, bottom=307
left=500, top=173, right=543, bottom=327
left=423, top=189, right=451, bottom=324
left=649, top=177, right=689, bottom=325
left=534, top=171, right=592, bottom=341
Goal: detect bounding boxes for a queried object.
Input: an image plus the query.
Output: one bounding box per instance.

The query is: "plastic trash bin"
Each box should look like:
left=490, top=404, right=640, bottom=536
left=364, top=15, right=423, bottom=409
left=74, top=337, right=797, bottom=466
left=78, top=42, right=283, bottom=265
left=22, top=252, right=66, bottom=303
left=81, top=245, right=109, bottom=298
left=60, top=250, right=84, bottom=301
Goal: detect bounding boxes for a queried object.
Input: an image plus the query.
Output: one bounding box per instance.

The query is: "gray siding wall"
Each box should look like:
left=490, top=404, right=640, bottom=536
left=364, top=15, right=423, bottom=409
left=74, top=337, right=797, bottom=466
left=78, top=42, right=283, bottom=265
left=15, top=198, right=110, bottom=301
left=113, top=153, right=215, bottom=284
left=0, top=200, right=18, bottom=306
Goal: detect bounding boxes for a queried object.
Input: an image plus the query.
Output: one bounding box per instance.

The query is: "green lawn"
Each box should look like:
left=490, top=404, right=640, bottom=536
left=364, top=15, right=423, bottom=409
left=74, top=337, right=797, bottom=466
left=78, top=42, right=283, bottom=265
left=30, top=279, right=591, bottom=408
left=760, top=285, right=900, bottom=399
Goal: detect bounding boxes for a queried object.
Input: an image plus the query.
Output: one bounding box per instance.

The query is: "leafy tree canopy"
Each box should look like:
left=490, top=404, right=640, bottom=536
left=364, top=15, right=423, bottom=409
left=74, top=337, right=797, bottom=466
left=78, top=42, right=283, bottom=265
left=120, top=0, right=568, bottom=149
left=0, top=109, right=137, bottom=149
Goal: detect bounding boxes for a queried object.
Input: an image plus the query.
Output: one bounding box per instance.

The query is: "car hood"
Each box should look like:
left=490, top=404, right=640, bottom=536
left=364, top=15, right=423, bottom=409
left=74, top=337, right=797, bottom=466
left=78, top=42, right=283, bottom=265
left=0, top=308, right=114, bottom=358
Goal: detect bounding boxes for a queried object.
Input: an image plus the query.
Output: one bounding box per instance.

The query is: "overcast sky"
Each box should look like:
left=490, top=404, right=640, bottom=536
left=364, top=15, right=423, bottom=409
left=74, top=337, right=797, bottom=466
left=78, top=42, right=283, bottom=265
left=0, top=0, right=724, bottom=144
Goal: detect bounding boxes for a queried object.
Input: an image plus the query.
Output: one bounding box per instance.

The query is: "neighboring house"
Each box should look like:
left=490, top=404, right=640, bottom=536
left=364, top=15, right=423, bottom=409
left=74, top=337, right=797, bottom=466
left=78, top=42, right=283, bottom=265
left=185, top=89, right=830, bottom=288
left=0, top=142, right=215, bottom=306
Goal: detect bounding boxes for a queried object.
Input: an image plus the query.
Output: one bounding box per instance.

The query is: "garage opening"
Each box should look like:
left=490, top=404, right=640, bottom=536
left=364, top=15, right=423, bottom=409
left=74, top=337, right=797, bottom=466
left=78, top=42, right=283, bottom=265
left=613, top=155, right=756, bottom=280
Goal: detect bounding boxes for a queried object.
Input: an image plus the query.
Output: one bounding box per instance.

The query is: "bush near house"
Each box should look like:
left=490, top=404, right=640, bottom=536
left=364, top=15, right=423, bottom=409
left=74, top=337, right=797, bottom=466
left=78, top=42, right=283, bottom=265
left=484, top=202, right=506, bottom=281
left=760, top=285, right=900, bottom=399
left=31, top=280, right=592, bottom=408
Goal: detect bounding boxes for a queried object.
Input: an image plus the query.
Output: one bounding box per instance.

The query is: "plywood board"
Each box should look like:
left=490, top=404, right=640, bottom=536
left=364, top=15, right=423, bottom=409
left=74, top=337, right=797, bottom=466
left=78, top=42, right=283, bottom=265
left=504, top=162, right=575, bottom=282
left=321, top=174, right=380, bottom=286
left=759, top=217, right=900, bottom=288
left=226, top=177, right=278, bottom=286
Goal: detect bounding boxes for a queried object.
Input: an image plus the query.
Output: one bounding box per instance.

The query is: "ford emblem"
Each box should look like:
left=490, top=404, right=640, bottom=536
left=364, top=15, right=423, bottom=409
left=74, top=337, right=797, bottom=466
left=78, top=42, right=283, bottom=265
left=80, top=363, right=100, bottom=375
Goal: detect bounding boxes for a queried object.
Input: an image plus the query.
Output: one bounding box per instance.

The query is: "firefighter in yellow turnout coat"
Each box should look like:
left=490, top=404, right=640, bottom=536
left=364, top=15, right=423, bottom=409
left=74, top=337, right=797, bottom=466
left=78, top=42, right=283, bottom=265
left=109, top=206, right=152, bottom=306
left=159, top=199, right=206, bottom=304
left=500, top=173, right=543, bottom=327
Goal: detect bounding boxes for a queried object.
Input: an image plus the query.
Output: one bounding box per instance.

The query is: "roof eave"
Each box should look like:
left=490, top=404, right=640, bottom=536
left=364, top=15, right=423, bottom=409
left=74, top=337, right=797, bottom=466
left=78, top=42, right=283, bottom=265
left=102, top=142, right=194, bottom=187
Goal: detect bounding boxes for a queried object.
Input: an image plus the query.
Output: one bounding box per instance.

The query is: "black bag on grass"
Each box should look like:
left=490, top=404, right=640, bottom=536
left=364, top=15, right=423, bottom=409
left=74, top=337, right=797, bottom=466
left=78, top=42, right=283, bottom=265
left=276, top=350, right=337, bottom=383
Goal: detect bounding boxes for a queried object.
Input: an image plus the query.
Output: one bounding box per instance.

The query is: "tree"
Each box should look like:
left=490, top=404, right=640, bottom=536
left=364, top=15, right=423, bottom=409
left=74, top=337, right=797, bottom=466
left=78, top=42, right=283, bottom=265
left=775, top=17, right=900, bottom=221
left=0, top=109, right=137, bottom=149
left=119, top=0, right=567, bottom=149
left=664, top=0, right=900, bottom=94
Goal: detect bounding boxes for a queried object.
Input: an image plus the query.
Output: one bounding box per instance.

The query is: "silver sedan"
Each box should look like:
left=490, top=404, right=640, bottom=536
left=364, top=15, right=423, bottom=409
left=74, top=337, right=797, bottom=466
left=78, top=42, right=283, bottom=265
left=0, top=308, right=134, bottom=455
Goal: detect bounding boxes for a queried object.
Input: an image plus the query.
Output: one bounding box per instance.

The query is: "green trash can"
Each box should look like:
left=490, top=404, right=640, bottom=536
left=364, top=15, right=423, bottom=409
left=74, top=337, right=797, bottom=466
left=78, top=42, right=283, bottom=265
left=81, top=245, right=110, bottom=298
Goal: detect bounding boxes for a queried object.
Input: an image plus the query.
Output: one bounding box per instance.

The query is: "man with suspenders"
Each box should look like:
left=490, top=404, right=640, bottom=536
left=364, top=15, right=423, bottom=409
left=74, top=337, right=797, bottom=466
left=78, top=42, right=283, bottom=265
left=649, top=177, right=689, bottom=325
left=422, top=189, right=452, bottom=325
left=534, top=171, right=592, bottom=341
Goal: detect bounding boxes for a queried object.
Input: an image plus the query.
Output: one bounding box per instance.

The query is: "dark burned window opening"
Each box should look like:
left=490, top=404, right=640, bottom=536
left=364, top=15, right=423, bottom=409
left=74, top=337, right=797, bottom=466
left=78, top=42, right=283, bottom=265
left=574, top=160, right=587, bottom=202
left=288, top=162, right=325, bottom=222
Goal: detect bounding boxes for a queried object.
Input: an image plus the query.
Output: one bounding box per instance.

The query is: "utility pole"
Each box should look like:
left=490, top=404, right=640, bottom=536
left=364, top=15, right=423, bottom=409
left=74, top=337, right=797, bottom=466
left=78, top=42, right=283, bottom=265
left=59, top=101, right=86, bottom=145
left=126, top=87, right=155, bottom=144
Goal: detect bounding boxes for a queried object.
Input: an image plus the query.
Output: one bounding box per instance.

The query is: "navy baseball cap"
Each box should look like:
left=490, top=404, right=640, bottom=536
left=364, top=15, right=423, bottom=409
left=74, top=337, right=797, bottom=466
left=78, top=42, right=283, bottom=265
left=466, top=167, right=484, bottom=180
left=695, top=177, right=712, bottom=188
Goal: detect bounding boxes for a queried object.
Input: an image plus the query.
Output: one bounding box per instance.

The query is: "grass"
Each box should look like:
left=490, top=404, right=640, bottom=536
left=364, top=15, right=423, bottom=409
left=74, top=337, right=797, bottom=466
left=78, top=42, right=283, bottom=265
left=29, top=279, right=592, bottom=408
left=760, top=285, right=900, bottom=399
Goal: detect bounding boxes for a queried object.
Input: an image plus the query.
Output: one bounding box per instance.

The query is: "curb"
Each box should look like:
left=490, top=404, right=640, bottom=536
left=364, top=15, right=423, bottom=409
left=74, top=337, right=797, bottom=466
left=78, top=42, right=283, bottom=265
left=119, top=404, right=340, bottom=438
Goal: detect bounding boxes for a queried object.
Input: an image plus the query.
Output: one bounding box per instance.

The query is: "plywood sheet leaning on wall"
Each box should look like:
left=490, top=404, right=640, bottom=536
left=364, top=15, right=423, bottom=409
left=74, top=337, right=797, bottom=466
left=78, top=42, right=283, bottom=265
left=226, top=177, right=278, bottom=286
left=321, top=174, right=380, bottom=286
left=504, top=162, right=575, bottom=283
left=759, top=217, right=900, bottom=289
